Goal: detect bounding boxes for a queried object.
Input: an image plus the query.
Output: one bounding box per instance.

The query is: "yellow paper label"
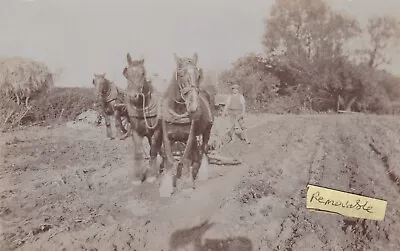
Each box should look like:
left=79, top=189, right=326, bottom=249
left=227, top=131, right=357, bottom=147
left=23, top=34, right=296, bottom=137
left=306, top=184, right=387, bottom=221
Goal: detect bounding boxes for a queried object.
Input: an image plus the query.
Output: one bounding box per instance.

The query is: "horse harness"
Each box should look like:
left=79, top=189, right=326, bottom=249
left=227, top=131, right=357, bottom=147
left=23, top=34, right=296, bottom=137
left=97, top=82, right=128, bottom=116
left=161, top=66, right=210, bottom=167
left=174, top=67, right=201, bottom=104
left=124, top=81, right=160, bottom=130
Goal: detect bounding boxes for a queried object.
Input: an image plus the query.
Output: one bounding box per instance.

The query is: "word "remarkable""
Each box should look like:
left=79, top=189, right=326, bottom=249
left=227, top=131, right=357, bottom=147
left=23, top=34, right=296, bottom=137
left=310, top=191, right=373, bottom=213
left=306, top=184, right=387, bottom=221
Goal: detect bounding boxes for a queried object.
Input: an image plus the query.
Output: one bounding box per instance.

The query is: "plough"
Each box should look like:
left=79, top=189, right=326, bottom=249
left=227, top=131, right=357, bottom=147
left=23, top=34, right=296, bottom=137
left=170, top=135, right=242, bottom=166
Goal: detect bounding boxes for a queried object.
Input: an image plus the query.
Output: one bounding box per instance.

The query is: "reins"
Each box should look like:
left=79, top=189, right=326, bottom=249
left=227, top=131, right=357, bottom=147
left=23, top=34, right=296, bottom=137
left=138, top=92, right=160, bottom=130
left=122, top=76, right=161, bottom=130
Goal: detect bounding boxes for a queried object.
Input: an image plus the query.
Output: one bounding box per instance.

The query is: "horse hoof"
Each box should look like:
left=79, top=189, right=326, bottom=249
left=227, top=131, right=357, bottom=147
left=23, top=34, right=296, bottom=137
left=131, top=180, right=142, bottom=186
left=180, top=176, right=193, bottom=191
left=146, top=176, right=157, bottom=183
left=182, top=187, right=194, bottom=194
left=198, top=156, right=209, bottom=181
left=119, top=132, right=129, bottom=140
left=159, top=188, right=173, bottom=198
left=159, top=172, right=174, bottom=197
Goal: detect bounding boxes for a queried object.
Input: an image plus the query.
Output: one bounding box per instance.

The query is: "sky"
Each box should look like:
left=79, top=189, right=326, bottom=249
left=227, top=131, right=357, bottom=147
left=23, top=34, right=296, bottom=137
left=1, top=0, right=400, bottom=90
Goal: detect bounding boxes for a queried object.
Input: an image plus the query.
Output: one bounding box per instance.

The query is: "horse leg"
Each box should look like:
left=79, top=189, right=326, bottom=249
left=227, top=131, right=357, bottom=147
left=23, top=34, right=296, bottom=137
left=96, top=113, right=102, bottom=126
left=15, top=93, right=20, bottom=106
left=201, top=124, right=212, bottom=157
left=25, top=97, right=30, bottom=108
left=146, top=129, right=162, bottom=183
left=159, top=144, right=166, bottom=174
left=115, top=103, right=128, bottom=136
left=176, top=145, right=196, bottom=191
left=191, top=141, right=201, bottom=189
left=159, top=121, right=175, bottom=197
left=131, top=130, right=146, bottom=185
left=104, top=114, right=114, bottom=139
left=120, top=116, right=131, bottom=140
left=114, top=110, right=125, bottom=140
left=174, top=161, right=185, bottom=192
left=197, top=124, right=212, bottom=181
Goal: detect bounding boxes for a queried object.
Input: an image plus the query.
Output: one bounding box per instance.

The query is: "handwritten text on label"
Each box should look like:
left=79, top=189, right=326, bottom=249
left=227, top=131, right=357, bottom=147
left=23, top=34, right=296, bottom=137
left=306, top=184, right=387, bottom=221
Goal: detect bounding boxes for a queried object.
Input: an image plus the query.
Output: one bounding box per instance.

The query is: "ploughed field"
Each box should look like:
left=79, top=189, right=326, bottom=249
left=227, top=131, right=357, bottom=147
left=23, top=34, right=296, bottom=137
left=1, top=114, right=400, bottom=251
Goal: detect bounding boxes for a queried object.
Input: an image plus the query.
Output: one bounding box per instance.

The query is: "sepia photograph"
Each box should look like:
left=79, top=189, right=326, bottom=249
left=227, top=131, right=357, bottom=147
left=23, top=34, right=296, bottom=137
left=1, top=0, right=400, bottom=250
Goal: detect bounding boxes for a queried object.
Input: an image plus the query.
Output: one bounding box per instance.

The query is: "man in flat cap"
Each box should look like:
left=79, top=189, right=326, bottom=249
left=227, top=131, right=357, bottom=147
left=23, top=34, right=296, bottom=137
left=221, top=82, right=251, bottom=144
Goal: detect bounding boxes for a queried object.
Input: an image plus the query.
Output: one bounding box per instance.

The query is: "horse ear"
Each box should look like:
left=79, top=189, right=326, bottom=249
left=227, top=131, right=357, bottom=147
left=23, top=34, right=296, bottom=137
left=102, top=73, right=106, bottom=78
left=139, top=58, right=144, bottom=64
left=173, top=53, right=181, bottom=66
left=198, top=68, right=204, bottom=83
left=122, top=67, right=128, bottom=78
left=127, top=53, right=132, bottom=65
left=192, top=52, right=198, bottom=65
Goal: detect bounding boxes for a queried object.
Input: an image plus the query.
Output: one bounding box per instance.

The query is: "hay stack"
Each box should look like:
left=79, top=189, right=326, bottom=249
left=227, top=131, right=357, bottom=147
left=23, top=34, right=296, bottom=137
left=0, top=57, right=54, bottom=106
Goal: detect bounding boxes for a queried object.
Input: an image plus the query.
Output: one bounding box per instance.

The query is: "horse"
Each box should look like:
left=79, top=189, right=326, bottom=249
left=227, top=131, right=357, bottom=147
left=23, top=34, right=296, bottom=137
left=119, top=53, right=166, bottom=185
left=92, top=73, right=130, bottom=140
left=158, top=52, right=214, bottom=197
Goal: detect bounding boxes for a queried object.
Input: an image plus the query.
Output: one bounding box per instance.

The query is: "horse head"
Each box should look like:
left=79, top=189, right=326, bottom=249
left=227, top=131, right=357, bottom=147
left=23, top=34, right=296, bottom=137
left=92, top=73, right=109, bottom=101
left=123, top=53, right=152, bottom=105
left=173, top=52, right=203, bottom=115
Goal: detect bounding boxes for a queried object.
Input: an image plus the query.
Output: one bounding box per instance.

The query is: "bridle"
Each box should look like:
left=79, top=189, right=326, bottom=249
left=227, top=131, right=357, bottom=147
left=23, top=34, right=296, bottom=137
left=124, top=64, right=150, bottom=101
left=174, top=65, right=201, bottom=104
left=125, top=71, right=159, bottom=130
left=135, top=80, right=151, bottom=100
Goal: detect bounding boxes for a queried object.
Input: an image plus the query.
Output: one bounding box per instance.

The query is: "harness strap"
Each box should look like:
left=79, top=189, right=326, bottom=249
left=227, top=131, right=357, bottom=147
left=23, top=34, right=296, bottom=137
left=105, top=97, right=117, bottom=103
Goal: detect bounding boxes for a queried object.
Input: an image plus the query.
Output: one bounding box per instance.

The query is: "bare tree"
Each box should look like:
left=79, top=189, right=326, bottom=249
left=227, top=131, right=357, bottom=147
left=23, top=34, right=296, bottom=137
left=357, top=15, right=400, bottom=68
left=263, top=0, right=360, bottom=64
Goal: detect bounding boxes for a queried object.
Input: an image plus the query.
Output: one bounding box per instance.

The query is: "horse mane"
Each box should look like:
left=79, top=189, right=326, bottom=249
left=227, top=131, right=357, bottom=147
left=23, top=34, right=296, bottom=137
left=145, top=78, right=155, bottom=93
left=163, top=71, right=180, bottom=105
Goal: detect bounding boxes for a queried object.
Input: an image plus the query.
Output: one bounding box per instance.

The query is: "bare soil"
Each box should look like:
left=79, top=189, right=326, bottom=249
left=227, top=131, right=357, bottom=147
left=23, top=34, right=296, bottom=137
left=1, top=114, right=400, bottom=251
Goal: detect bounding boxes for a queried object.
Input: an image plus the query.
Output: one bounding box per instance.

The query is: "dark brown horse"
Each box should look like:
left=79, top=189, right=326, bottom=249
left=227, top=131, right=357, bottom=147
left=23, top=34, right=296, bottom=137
left=92, top=73, right=130, bottom=140
left=120, top=54, right=166, bottom=185
left=158, top=53, right=214, bottom=197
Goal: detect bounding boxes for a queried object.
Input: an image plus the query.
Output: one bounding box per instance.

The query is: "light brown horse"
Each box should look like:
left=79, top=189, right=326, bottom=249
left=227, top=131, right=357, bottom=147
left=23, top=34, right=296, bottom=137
left=158, top=53, right=214, bottom=197
left=92, top=73, right=130, bottom=140
left=121, top=54, right=166, bottom=185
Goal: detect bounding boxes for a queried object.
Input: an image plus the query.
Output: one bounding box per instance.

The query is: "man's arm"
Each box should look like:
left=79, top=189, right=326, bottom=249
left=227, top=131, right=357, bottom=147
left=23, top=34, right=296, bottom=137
left=221, top=95, right=231, bottom=117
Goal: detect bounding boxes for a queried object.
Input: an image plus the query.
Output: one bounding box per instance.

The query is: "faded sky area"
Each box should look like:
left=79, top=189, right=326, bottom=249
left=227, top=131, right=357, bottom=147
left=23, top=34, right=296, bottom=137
left=0, top=0, right=400, bottom=90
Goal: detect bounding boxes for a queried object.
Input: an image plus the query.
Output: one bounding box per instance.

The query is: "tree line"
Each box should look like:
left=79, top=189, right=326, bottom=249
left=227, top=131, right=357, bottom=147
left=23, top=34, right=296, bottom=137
left=218, top=0, right=400, bottom=114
